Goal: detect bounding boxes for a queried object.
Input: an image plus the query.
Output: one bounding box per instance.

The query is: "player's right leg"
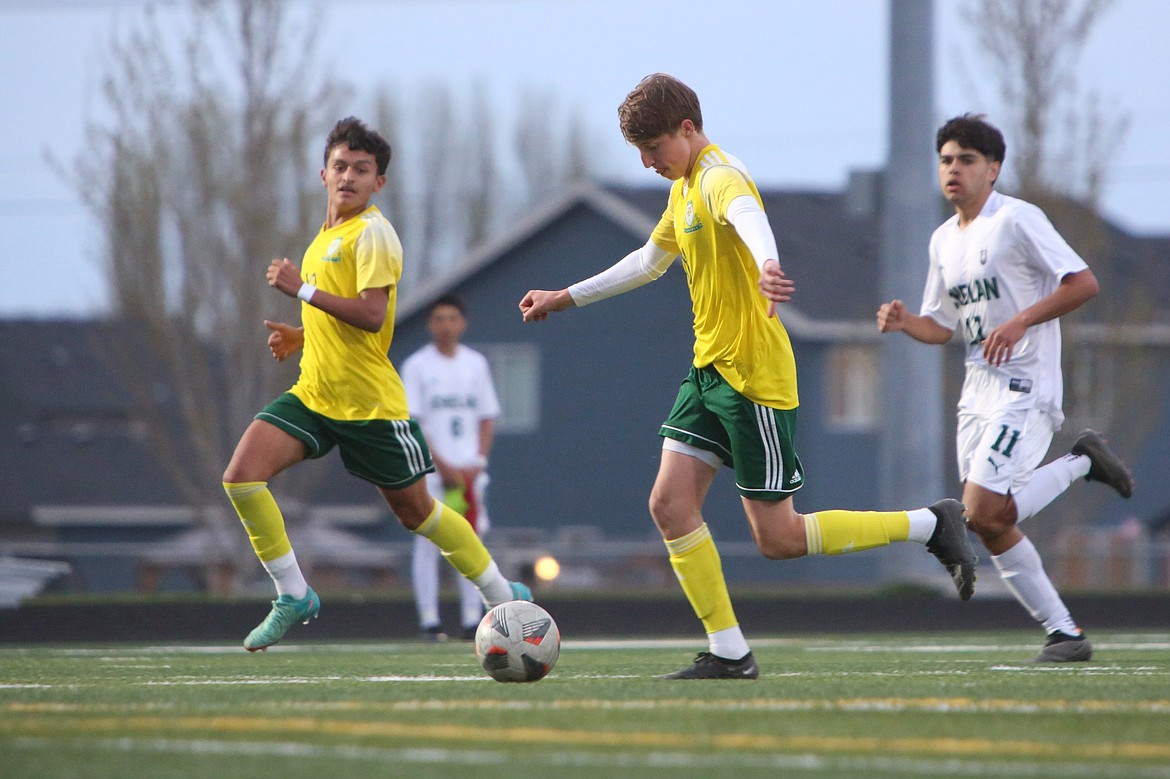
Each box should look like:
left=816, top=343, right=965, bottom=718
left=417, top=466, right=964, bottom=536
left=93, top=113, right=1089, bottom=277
left=383, top=481, right=531, bottom=608
left=652, top=448, right=758, bottom=679
left=965, top=482, right=1092, bottom=662
left=412, top=476, right=451, bottom=641
left=411, top=534, right=447, bottom=642
left=959, top=411, right=1091, bottom=662
left=654, top=371, right=757, bottom=680
left=223, top=399, right=322, bottom=651
left=332, top=416, right=530, bottom=609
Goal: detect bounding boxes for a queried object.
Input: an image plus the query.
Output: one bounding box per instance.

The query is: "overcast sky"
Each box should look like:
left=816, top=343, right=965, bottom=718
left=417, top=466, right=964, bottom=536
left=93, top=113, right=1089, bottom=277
left=2, top=0, right=1167, bottom=317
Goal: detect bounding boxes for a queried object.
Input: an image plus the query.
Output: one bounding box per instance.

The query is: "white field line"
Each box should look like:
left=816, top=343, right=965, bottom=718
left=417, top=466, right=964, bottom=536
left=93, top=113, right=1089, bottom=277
left=0, top=663, right=1161, bottom=690
left=140, top=675, right=489, bottom=685
left=5, top=634, right=1168, bottom=657
left=3, top=636, right=1167, bottom=690
left=6, top=736, right=1170, bottom=779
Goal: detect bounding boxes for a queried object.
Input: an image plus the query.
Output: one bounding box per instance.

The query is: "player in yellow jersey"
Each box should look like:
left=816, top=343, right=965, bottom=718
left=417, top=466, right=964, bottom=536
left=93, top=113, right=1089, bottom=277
left=222, top=117, right=530, bottom=652
left=519, top=74, right=976, bottom=679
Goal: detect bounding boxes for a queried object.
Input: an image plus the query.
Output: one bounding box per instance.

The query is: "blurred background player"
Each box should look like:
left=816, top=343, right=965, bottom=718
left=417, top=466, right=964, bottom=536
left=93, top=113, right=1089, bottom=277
left=402, top=294, right=501, bottom=641
left=877, top=113, right=1135, bottom=662
left=519, top=73, right=976, bottom=679
left=222, top=117, right=528, bottom=652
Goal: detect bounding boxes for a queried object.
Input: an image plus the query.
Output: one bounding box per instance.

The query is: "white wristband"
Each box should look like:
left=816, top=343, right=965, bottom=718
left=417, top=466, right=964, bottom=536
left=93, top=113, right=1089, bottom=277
left=297, top=283, right=317, bottom=302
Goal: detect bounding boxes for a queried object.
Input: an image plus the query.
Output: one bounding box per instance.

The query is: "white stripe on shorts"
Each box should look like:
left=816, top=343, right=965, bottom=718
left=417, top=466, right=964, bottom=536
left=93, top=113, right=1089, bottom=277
left=392, top=419, right=427, bottom=475
left=753, top=403, right=783, bottom=492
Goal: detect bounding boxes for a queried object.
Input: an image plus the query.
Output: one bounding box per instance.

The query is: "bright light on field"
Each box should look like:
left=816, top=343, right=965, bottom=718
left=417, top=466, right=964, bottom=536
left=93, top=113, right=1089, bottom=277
left=533, top=555, right=560, bottom=582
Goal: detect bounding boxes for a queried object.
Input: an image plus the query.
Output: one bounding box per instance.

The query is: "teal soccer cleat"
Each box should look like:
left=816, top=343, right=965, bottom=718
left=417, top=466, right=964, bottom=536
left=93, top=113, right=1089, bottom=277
left=509, top=581, right=533, bottom=601
left=243, top=586, right=320, bottom=652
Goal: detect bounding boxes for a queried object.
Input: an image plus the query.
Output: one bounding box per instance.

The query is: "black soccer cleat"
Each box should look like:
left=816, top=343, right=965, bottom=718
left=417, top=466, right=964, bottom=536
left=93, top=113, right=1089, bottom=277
left=1071, top=429, right=1135, bottom=499
left=1033, top=630, right=1093, bottom=663
left=659, top=651, right=760, bottom=680
left=926, top=498, right=977, bottom=601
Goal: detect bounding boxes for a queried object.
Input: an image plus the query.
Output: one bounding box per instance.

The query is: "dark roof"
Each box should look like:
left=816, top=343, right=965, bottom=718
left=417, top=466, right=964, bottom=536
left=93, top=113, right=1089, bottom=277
left=0, top=320, right=189, bottom=519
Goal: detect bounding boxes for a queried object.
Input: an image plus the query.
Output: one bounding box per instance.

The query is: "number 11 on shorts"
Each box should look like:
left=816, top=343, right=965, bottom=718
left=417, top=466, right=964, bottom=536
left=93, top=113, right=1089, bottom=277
left=991, top=424, right=1020, bottom=458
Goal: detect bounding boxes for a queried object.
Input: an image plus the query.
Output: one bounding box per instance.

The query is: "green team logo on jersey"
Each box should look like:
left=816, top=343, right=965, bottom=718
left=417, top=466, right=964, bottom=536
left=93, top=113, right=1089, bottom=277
left=321, top=237, right=343, bottom=263
left=683, top=200, right=703, bottom=234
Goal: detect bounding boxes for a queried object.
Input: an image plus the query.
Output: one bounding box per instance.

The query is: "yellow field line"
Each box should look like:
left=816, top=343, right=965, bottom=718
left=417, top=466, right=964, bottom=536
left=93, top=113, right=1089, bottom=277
left=3, top=714, right=1169, bottom=761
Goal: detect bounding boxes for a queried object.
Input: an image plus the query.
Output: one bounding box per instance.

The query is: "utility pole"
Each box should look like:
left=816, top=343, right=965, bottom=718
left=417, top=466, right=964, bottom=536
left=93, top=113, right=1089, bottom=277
left=880, top=0, right=947, bottom=578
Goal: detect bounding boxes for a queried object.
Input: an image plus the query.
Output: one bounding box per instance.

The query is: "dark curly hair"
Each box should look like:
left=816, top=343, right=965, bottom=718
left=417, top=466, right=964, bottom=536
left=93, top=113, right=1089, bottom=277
left=936, top=113, right=1006, bottom=163
left=324, top=116, right=392, bottom=175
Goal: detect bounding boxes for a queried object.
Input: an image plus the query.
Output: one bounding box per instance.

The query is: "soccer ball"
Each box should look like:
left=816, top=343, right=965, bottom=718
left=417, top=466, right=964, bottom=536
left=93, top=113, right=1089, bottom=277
left=474, top=600, right=560, bottom=682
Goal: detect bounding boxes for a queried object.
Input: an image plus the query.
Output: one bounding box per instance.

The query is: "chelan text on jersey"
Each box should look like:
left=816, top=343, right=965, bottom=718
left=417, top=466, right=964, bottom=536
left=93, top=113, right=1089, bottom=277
left=949, top=277, right=1001, bottom=308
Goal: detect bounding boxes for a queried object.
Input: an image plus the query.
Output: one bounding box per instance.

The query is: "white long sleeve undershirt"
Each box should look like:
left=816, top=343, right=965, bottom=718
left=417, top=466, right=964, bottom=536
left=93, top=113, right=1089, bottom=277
left=567, top=238, right=676, bottom=307
left=724, top=194, right=779, bottom=272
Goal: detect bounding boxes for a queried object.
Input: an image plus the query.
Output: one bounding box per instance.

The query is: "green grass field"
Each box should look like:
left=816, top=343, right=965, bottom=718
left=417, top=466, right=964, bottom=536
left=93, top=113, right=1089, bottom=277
left=2, top=631, right=1169, bottom=778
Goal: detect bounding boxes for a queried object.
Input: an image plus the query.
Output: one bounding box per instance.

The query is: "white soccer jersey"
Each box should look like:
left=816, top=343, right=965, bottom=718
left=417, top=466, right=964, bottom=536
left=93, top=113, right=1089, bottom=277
left=400, top=343, right=501, bottom=468
left=920, top=191, right=1088, bottom=419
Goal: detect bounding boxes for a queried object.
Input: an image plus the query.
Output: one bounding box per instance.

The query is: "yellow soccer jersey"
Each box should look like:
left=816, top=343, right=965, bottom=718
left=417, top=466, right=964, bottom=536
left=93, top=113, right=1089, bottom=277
left=649, top=144, right=798, bottom=409
left=290, top=204, right=410, bottom=421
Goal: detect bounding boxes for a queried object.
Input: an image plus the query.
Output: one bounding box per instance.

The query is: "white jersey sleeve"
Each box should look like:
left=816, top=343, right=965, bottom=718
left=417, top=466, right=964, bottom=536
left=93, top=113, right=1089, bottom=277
left=920, top=220, right=960, bottom=331
left=1012, top=200, right=1088, bottom=280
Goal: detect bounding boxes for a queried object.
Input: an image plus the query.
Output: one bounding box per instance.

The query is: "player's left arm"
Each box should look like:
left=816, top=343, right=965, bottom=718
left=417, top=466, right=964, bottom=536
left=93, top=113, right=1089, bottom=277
left=263, top=320, right=304, bottom=361
left=725, top=197, right=794, bottom=315
left=706, top=168, right=794, bottom=316
left=982, top=268, right=1099, bottom=366
left=983, top=206, right=1099, bottom=366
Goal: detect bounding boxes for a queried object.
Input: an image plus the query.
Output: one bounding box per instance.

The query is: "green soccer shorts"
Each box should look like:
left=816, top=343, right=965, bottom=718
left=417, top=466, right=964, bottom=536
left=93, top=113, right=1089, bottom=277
left=256, top=392, right=434, bottom=489
left=658, top=366, right=804, bottom=500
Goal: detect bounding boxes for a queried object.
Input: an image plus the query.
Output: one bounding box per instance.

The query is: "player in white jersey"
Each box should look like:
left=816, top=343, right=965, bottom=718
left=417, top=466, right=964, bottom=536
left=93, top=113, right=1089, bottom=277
left=878, top=114, right=1135, bottom=662
left=401, top=294, right=501, bottom=641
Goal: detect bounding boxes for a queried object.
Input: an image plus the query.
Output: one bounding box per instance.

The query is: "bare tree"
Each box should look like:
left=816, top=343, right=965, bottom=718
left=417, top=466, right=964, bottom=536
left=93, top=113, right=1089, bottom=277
left=371, top=83, right=588, bottom=289
left=70, top=0, right=347, bottom=585
left=961, top=0, right=1129, bottom=204
left=515, top=87, right=590, bottom=204
left=462, top=83, right=501, bottom=251
left=370, top=84, right=473, bottom=287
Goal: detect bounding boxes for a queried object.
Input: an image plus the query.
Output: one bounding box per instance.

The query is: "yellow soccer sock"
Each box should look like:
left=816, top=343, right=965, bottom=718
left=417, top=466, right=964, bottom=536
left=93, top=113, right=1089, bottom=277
left=223, top=481, right=291, bottom=562
left=803, top=510, right=910, bottom=556
left=413, top=500, right=493, bottom=581
left=664, top=523, right=739, bottom=635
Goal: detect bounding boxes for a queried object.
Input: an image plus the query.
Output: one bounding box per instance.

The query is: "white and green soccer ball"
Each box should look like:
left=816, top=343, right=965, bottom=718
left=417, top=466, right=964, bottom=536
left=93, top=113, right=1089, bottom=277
left=474, top=600, right=560, bottom=682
